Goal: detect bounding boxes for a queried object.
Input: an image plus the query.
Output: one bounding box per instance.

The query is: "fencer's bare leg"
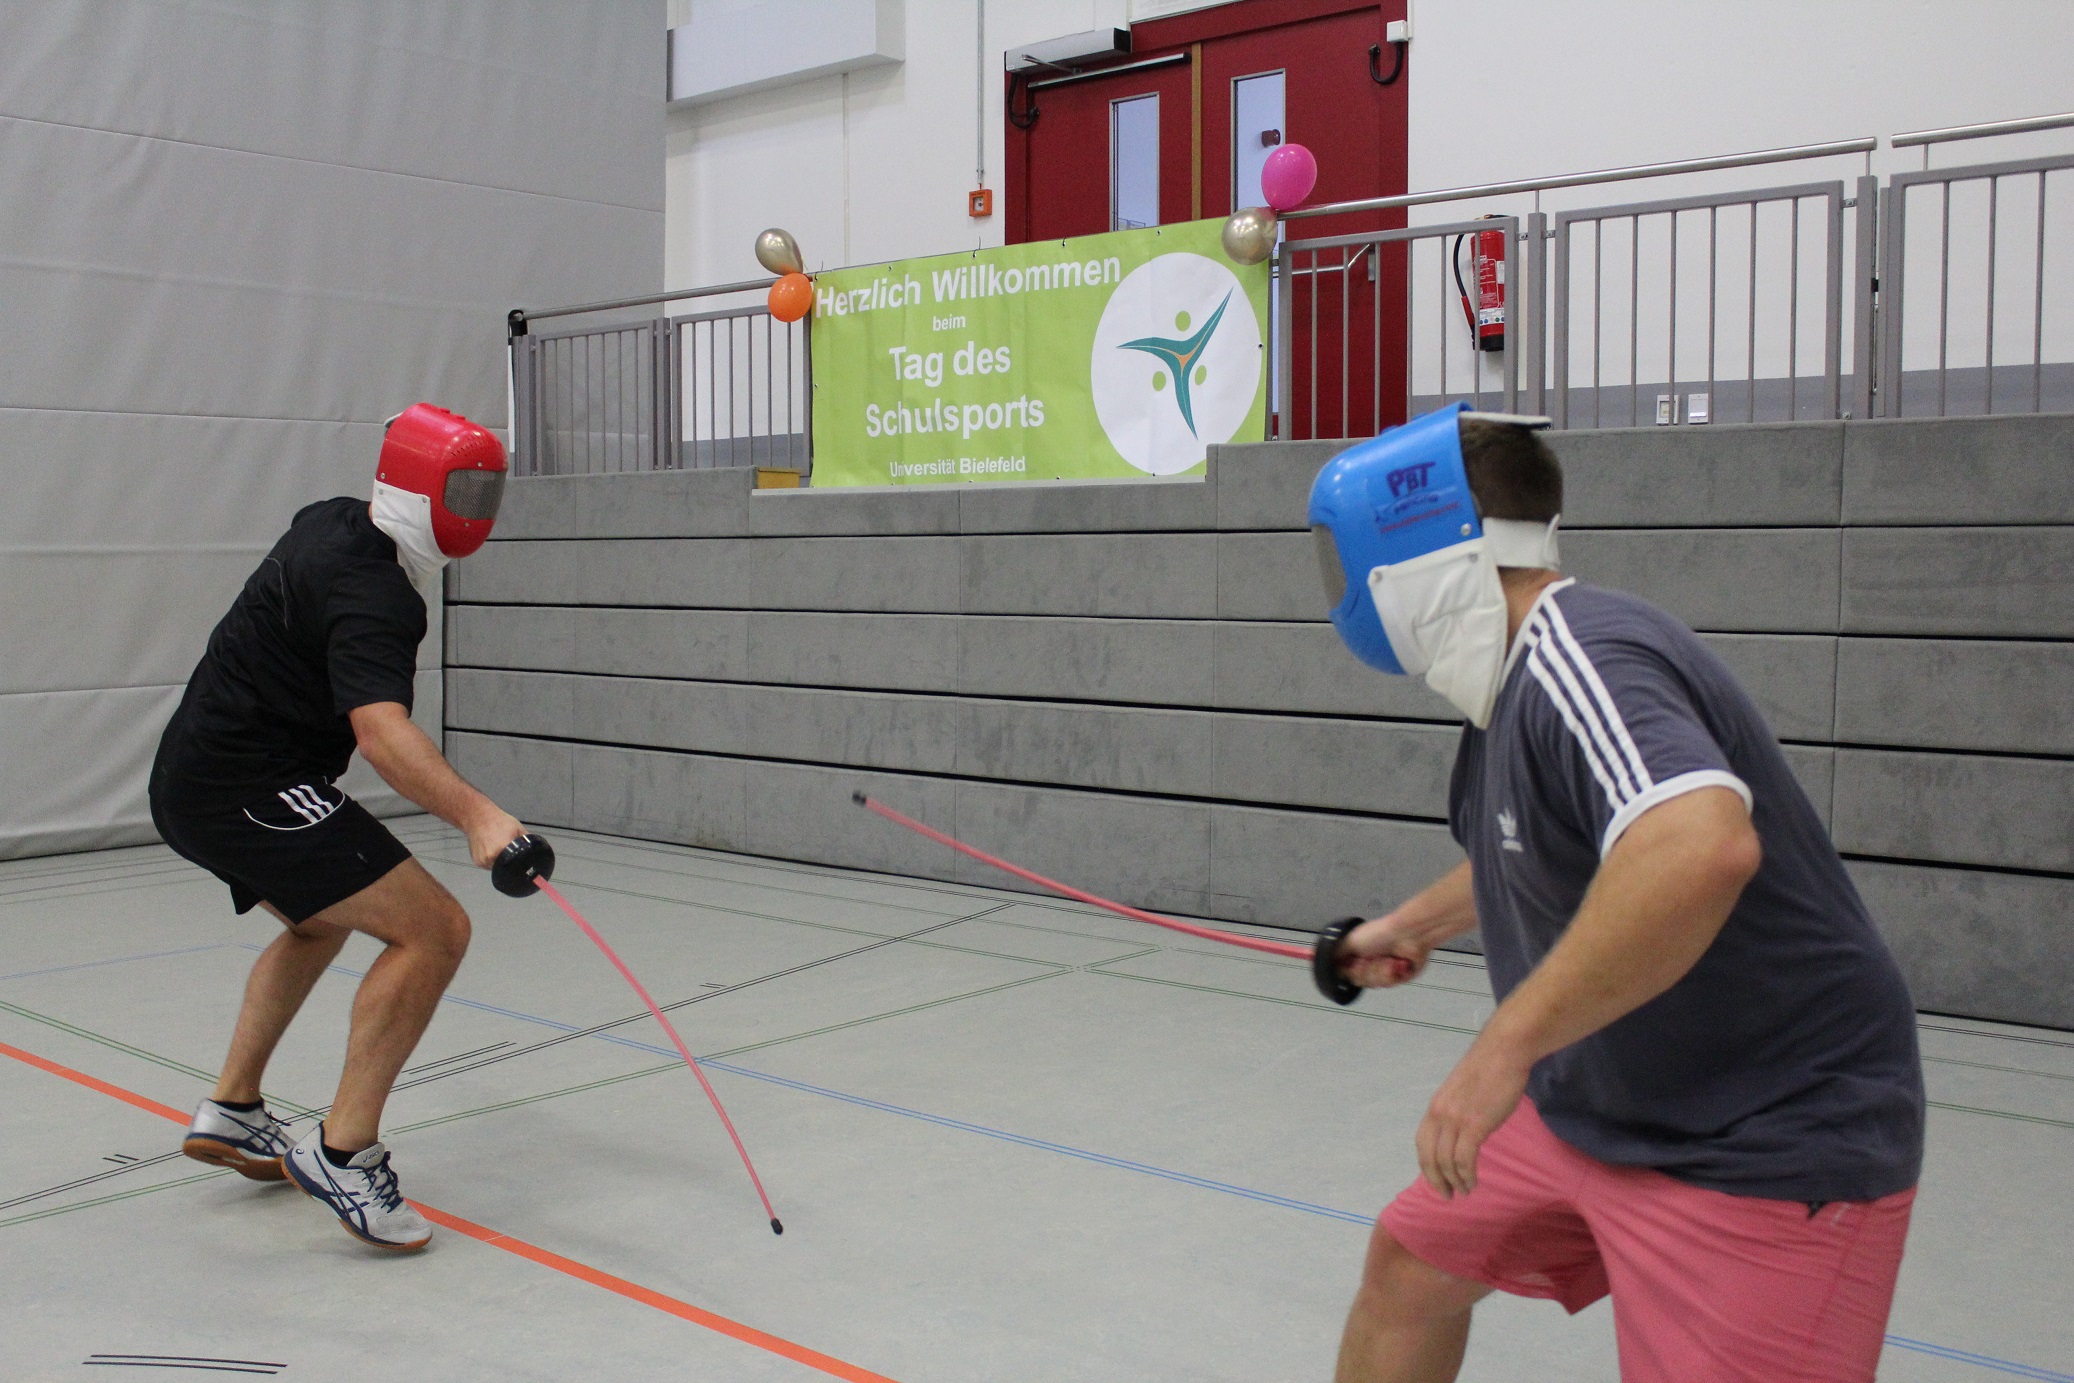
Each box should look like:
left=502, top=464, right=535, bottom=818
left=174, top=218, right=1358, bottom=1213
left=212, top=908, right=351, bottom=1104
left=1335, top=1224, right=1491, bottom=1383
left=305, top=858, right=471, bottom=1150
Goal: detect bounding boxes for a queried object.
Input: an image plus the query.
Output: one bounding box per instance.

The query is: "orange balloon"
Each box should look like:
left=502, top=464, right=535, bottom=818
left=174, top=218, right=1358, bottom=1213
left=768, top=272, right=813, bottom=323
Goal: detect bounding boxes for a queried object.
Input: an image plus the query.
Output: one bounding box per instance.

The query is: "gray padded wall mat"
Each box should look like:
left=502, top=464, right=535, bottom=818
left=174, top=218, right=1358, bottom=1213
left=0, top=0, right=664, bottom=857
left=448, top=415, right=2074, bottom=1030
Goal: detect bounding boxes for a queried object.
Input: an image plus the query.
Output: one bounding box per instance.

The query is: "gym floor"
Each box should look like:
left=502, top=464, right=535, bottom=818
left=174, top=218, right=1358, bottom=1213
left=2, top=819, right=2068, bottom=1382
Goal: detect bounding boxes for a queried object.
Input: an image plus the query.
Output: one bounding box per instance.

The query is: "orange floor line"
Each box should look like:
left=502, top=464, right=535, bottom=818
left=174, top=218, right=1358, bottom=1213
left=0, top=1040, right=191, bottom=1124
left=0, top=1039, right=902, bottom=1383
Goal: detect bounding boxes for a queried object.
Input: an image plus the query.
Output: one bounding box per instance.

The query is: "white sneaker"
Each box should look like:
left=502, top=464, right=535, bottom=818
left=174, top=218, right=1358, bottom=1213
left=182, top=1099, right=292, bottom=1181
left=284, top=1125, right=433, bottom=1251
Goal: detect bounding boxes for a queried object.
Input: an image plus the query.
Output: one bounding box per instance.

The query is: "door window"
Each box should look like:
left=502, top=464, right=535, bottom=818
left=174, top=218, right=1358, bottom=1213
left=1230, top=70, right=1286, bottom=209
left=1111, top=93, right=1161, bottom=231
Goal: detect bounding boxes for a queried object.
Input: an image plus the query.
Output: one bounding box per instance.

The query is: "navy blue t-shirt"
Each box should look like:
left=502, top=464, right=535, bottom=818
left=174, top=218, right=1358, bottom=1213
left=1450, top=580, right=1924, bottom=1202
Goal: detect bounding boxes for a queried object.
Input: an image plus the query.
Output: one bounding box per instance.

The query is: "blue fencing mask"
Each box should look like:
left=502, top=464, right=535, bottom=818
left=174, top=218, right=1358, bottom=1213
left=1307, top=403, right=1561, bottom=727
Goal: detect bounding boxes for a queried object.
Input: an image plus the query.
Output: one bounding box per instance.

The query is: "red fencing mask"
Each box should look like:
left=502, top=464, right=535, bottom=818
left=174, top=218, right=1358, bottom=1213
left=371, top=404, right=507, bottom=584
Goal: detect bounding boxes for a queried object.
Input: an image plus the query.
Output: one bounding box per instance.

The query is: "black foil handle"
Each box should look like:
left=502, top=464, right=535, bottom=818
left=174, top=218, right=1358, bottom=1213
left=1312, top=916, right=1364, bottom=1006
left=492, top=833, right=557, bottom=898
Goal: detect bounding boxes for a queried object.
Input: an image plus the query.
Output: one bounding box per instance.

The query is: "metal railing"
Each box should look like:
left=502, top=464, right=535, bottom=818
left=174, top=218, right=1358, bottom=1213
left=510, top=278, right=805, bottom=477
left=1271, top=137, right=1881, bottom=439
left=1878, top=151, right=2074, bottom=417
left=513, top=114, right=2074, bottom=469
left=1278, top=138, right=1878, bottom=222
left=1550, top=181, right=1846, bottom=428
left=1277, top=218, right=1519, bottom=440
left=514, top=319, right=670, bottom=475
left=675, top=304, right=809, bottom=470
left=1893, top=110, right=2074, bottom=155
left=1271, top=118, right=2072, bottom=438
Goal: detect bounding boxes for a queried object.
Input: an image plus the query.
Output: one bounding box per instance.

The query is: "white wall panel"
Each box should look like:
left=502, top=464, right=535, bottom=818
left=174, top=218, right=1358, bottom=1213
left=1404, top=2, right=2074, bottom=387
left=666, top=0, right=1143, bottom=286
left=1405, top=2, right=2074, bottom=198
left=664, top=0, right=2074, bottom=384
left=670, top=0, right=901, bottom=107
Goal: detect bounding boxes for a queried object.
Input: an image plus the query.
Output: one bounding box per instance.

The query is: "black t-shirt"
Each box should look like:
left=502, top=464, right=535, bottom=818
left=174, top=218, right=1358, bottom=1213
left=153, top=497, right=426, bottom=809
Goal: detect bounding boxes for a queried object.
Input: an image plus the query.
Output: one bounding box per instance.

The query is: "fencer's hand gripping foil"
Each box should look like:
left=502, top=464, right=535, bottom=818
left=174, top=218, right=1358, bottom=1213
left=492, top=835, right=784, bottom=1235
left=850, top=793, right=1388, bottom=1004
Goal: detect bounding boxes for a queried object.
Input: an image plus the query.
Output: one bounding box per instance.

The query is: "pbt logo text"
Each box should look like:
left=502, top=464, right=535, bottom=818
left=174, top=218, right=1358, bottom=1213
left=1386, top=462, right=1435, bottom=498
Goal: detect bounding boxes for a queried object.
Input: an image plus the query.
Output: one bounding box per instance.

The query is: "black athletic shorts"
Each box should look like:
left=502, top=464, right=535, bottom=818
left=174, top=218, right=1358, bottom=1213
left=149, top=779, right=412, bottom=925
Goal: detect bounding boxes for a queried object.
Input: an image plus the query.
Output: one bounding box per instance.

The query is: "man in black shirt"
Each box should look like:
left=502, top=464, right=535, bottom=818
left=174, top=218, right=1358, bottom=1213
left=151, top=404, right=522, bottom=1252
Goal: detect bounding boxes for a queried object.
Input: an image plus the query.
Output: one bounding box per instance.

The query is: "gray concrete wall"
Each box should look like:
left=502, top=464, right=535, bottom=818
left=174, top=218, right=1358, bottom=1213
left=447, top=413, right=2074, bottom=1030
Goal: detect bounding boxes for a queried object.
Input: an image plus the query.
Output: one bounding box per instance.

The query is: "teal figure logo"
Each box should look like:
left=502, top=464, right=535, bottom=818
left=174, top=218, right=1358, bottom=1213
left=1091, top=251, right=1262, bottom=476
left=1118, top=290, right=1233, bottom=437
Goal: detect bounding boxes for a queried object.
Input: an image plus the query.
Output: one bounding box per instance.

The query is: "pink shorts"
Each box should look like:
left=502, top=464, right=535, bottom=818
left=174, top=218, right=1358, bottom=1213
left=1380, top=1101, right=1915, bottom=1383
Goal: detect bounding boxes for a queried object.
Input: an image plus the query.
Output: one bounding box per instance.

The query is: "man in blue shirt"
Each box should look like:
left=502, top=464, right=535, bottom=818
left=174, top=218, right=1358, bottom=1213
left=1311, top=408, right=1923, bottom=1382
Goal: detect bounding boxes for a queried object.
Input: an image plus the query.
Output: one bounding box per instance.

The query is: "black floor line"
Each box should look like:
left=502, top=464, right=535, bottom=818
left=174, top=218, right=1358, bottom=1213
left=401, top=1041, right=514, bottom=1074
left=82, top=1358, right=283, bottom=1375
left=0, top=903, right=1010, bottom=1215
left=0, top=851, right=182, bottom=887
left=389, top=901, right=1010, bottom=1093
left=1919, top=1020, right=2074, bottom=1051
left=84, top=1357, right=284, bottom=1369
left=0, top=1150, right=193, bottom=1215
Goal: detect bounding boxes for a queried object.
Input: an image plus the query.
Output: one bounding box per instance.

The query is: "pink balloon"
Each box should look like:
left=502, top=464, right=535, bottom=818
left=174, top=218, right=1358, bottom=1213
left=1260, top=142, right=1318, bottom=211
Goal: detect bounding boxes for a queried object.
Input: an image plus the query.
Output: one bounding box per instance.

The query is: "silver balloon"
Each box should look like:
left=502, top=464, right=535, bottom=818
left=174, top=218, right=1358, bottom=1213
left=1222, top=206, right=1278, bottom=266
left=754, top=227, right=804, bottom=276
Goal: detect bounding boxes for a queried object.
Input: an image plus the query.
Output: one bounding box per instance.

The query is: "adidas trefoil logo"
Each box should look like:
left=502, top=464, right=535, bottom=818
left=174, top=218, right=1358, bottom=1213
left=1498, top=809, right=1524, bottom=854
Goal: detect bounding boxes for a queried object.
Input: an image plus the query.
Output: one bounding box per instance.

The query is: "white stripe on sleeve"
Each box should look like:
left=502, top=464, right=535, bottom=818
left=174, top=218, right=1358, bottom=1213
left=1525, top=644, right=1624, bottom=806
left=1527, top=614, right=1647, bottom=802
left=1600, top=769, right=1753, bottom=857
left=1544, top=599, right=1653, bottom=793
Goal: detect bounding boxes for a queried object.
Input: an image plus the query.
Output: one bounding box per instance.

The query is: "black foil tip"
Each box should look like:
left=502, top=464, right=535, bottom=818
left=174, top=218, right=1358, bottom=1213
left=850, top=791, right=867, bottom=806
left=771, top=1218, right=785, bottom=1235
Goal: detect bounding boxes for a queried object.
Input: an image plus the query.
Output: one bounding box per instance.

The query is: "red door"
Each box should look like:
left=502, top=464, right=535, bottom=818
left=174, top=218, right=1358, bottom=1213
left=1009, top=59, right=1194, bottom=243
left=1007, top=0, right=1410, bottom=437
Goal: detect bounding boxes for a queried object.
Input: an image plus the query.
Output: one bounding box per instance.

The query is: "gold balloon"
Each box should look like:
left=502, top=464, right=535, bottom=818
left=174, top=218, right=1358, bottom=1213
left=1222, top=207, right=1278, bottom=265
left=754, top=228, right=804, bottom=276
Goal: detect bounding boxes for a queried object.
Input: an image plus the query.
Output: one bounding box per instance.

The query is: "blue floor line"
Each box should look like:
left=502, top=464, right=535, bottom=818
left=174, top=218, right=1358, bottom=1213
left=431, top=990, right=679, bottom=1060
left=231, top=944, right=685, bottom=1062
left=700, top=1060, right=1377, bottom=1226
left=234, top=946, right=2067, bottom=1379
left=0, top=942, right=229, bottom=984
left=1883, top=1336, right=2074, bottom=1382
left=374, top=963, right=1377, bottom=1225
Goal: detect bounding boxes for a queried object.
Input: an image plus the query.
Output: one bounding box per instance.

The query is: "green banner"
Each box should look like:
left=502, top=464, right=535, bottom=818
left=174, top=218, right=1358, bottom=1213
left=808, top=218, right=1270, bottom=487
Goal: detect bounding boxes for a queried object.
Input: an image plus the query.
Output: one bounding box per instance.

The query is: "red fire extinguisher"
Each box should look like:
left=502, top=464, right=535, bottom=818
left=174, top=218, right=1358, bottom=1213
left=1452, top=219, right=1507, bottom=352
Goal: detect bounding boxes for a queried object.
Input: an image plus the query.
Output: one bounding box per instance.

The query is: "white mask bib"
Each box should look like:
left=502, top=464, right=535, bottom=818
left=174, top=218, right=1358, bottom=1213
left=1370, top=541, right=1511, bottom=728
left=371, top=480, right=450, bottom=591
left=1367, top=515, right=1563, bottom=728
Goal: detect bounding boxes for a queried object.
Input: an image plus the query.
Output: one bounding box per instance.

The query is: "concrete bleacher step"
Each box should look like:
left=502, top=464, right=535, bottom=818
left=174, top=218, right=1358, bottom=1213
left=449, top=413, right=2074, bottom=1029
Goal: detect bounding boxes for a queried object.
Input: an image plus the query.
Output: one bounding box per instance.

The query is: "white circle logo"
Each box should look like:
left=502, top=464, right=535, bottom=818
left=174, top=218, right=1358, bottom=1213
left=1090, top=252, right=1263, bottom=476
